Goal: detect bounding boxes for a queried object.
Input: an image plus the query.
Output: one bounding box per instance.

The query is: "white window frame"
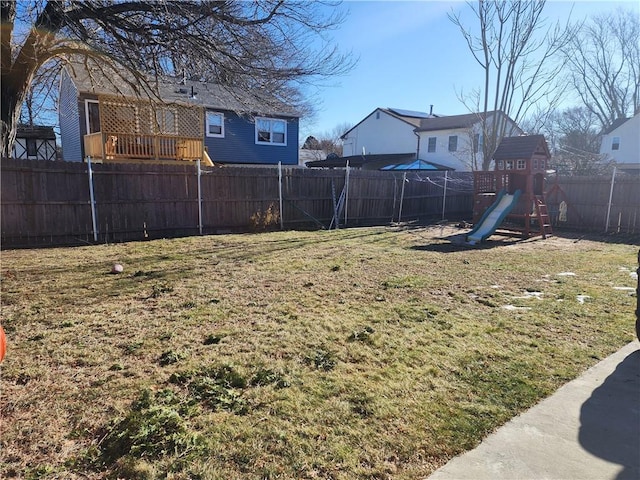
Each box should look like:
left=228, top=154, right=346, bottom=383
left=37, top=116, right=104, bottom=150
left=448, top=135, right=458, bottom=152
left=427, top=137, right=436, bottom=153
left=517, top=159, right=526, bottom=169
left=612, top=137, right=620, bottom=151
left=255, top=117, right=287, bottom=146
left=85, top=99, right=100, bottom=134
left=206, top=111, right=225, bottom=138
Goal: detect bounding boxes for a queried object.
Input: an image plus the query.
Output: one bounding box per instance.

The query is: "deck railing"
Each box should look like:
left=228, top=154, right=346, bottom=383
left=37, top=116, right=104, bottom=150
left=84, top=132, right=205, bottom=163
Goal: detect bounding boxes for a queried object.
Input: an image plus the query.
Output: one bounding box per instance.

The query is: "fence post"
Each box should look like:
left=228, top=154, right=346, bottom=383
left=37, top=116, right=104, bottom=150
left=442, top=170, right=448, bottom=221
left=344, top=160, right=350, bottom=226
left=86, top=156, right=98, bottom=242
left=278, top=161, right=284, bottom=229
left=197, top=159, right=203, bottom=235
left=605, top=166, right=617, bottom=233
left=398, top=172, right=407, bottom=222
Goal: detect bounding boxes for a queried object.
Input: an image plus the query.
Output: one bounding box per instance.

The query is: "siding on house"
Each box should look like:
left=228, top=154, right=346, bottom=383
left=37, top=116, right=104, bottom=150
left=58, top=69, right=83, bottom=162
left=204, top=110, right=299, bottom=165
left=599, top=113, right=640, bottom=166
left=342, top=109, right=522, bottom=171
left=417, top=127, right=477, bottom=171
left=415, top=112, right=522, bottom=171
left=60, top=62, right=300, bottom=166
left=342, top=109, right=421, bottom=157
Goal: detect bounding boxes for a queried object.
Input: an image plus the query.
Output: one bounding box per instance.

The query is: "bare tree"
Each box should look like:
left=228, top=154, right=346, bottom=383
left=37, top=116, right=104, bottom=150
left=302, top=122, right=352, bottom=160
left=1, top=1, right=354, bottom=157
left=550, top=106, right=612, bottom=174
left=449, top=0, right=577, bottom=170
left=562, top=8, right=640, bottom=129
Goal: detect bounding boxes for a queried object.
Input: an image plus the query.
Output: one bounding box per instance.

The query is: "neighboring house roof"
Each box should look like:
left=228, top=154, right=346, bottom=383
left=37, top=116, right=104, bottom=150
left=601, top=117, right=630, bottom=135
left=306, top=153, right=417, bottom=169
left=64, top=62, right=298, bottom=117
left=16, top=125, right=56, bottom=140
left=341, top=107, right=441, bottom=139
left=493, top=135, right=550, bottom=160
left=414, top=110, right=509, bottom=132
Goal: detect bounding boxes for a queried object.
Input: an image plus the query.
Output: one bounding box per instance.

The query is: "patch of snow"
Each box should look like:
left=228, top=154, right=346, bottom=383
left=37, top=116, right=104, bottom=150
left=576, top=295, right=591, bottom=304
left=491, top=285, right=503, bottom=289
left=512, top=291, right=544, bottom=300
left=613, top=286, right=635, bottom=292
left=557, top=272, right=576, bottom=277
left=631, top=272, right=638, bottom=280
left=502, top=305, right=532, bottom=311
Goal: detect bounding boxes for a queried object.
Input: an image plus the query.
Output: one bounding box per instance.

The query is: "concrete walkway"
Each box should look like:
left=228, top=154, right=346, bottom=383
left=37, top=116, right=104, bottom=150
left=428, top=341, right=640, bottom=480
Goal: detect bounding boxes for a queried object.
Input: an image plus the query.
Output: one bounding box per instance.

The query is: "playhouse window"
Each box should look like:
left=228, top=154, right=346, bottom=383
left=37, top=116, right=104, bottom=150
left=206, top=112, right=224, bottom=137
left=427, top=137, right=436, bottom=152
left=256, top=117, right=287, bottom=145
left=26, top=138, right=37, bottom=157
left=497, top=160, right=504, bottom=170
left=517, top=159, right=526, bottom=169
left=448, top=135, right=458, bottom=152
left=506, top=160, right=514, bottom=169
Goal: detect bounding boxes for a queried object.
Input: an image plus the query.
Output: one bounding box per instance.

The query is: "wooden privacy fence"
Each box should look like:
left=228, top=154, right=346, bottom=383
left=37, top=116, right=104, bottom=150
left=3, top=159, right=637, bottom=248
left=0, top=159, right=473, bottom=247
left=546, top=170, right=640, bottom=234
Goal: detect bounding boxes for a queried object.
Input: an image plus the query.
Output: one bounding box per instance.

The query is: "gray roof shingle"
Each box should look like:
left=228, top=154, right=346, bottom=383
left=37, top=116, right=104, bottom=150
left=65, top=61, right=298, bottom=117
left=414, top=111, right=493, bottom=132
left=492, top=135, right=549, bottom=160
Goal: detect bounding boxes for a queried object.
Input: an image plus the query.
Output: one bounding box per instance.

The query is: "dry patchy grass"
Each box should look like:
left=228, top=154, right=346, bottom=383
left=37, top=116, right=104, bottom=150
left=1, top=226, right=637, bottom=479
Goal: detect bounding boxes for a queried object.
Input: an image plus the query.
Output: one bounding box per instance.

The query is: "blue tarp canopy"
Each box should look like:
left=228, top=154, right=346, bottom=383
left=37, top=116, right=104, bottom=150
left=381, top=159, right=450, bottom=171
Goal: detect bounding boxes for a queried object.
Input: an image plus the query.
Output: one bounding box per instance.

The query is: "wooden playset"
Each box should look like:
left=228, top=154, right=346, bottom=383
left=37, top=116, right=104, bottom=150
left=471, top=135, right=553, bottom=240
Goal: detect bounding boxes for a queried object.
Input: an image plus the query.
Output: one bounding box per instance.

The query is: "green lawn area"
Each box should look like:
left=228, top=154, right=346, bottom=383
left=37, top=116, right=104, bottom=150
left=1, top=226, right=637, bottom=479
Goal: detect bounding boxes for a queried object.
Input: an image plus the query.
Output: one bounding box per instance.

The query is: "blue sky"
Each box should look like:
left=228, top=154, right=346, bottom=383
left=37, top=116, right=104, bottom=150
left=301, top=0, right=640, bottom=139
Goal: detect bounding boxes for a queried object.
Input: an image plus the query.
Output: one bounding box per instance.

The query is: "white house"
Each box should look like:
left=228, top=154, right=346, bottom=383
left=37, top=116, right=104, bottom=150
left=414, top=111, right=522, bottom=171
left=341, top=108, right=521, bottom=171
left=599, top=113, right=640, bottom=173
left=341, top=107, right=438, bottom=158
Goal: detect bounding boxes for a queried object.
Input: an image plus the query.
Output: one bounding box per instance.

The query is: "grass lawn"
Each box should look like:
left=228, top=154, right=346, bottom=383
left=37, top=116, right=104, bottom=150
left=1, top=225, right=637, bottom=479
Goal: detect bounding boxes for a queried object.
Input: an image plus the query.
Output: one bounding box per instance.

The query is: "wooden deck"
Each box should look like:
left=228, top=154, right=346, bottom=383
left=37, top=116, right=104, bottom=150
left=84, top=132, right=212, bottom=166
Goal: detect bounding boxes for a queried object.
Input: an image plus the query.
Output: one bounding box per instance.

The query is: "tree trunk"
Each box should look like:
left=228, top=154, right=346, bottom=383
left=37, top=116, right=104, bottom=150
left=1, top=72, right=30, bottom=158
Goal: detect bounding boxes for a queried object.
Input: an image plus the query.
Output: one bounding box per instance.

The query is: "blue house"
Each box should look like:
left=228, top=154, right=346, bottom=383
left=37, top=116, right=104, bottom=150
left=58, top=63, right=300, bottom=166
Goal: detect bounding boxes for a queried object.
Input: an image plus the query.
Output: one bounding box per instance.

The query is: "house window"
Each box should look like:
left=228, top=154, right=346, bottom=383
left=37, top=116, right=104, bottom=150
left=533, top=159, right=539, bottom=170
left=612, top=137, right=620, bottom=150
left=206, top=111, right=224, bottom=137
left=506, top=160, right=514, bottom=170
left=26, top=138, right=37, bottom=157
left=497, top=160, right=504, bottom=170
left=256, top=117, right=287, bottom=146
left=448, top=135, right=458, bottom=152
left=376, top=111, right=380, bottom=120
left=427, top=137, right=436, bottom=153
left=517, top=159, right=526, bottom=169
left=85, top=100, right=100, bottom=134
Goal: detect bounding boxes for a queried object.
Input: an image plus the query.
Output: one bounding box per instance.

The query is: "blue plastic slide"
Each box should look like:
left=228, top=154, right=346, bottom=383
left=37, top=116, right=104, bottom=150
left=466, top=190, right=521, bottom=244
